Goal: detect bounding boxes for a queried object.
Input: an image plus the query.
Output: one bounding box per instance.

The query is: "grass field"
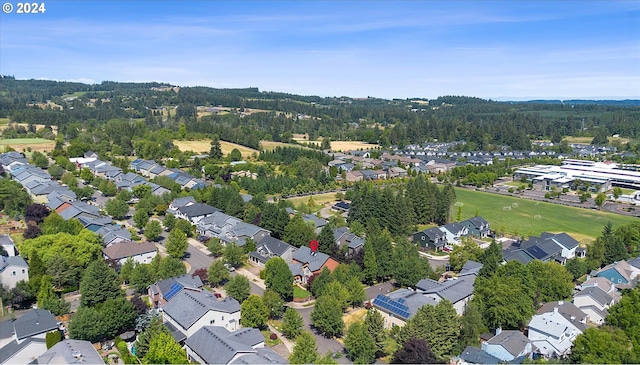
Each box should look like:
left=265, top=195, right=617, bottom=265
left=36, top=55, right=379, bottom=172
left=172, top=139, right=259, bottom=159
left=293, top=286, right=311, bottom=299
left=259, top=140, right=311, bottom=151
left=0, top=138, right=55, bottom=153
left=562, top=136, right=632, bottom=145
left=286, top=192, right=340, bottom=208
left=330, top=141, right=379, bottom=151
left=455, top=188, right=638, bottom=242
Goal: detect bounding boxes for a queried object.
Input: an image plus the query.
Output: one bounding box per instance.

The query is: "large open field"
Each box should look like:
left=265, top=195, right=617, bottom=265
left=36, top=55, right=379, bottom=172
left=330, top=141, right=379, bottom=151
left=0, top=138, right=55, bottom=153
left=259, top=140, right=312, bottom=151
left=172, top=140, right=258, bottom=159
left=455, top=188, right=637, bottom=242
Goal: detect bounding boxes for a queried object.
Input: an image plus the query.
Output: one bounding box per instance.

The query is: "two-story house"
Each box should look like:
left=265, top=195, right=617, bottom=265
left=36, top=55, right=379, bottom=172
left=162, top=290, right=241, bottom=341
left=481, top=330, right=532, bottom=363
left=248, top=236, right=296, bottom=266
left=0, top=255, right=29, bottom=289
left=102, top=240, right=158, bottom=265
left=460, top=216, right=491, bottom=238
left=148, top=274, right=204, bottom=308
left=413, top=227, right=447, bottom=251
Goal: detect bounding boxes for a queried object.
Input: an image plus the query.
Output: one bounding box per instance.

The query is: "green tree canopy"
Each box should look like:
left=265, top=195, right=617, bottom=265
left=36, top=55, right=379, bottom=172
left=284, top=215, right=317, bottom=248
left=208, top=260, right=230, bottom=287
left=264, top=257, right=294, bottom=301
left=143, top=331, right=189, bottom=364
left=165, top=228, right=188, bottom=259
left=344, top=321, right=376, bottom=364
left=105, top=198, right=130, bottom=219
left=281, top=307, right=304, bottom=339
left=310, top=295, right=344, bottom=337
left=79, top=259, right=121, bottom=307
left=145, top=220, right=162, bottom=241
left=240, top=294, right=269, bottom=329
left=224, top=274, right=251, bottom=303
left=289, top=331, right=318, bottom=364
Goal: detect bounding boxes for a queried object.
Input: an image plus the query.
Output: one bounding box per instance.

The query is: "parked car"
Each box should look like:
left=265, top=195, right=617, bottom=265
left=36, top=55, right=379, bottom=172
left=442, top=245, right=453, bottom=253
left=224, top=263, right=235, bottom=272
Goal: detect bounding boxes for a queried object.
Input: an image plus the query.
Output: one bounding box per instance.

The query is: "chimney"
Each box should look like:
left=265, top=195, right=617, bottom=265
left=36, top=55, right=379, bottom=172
left=558, top=300, right=564, bottom=305
left=495, top=327, right=502, bottom=336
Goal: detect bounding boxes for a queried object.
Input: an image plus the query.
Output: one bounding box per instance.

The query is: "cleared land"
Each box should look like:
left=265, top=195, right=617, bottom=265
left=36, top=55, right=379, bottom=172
left=259, top=141, right=311, bottom=151
left=172, top=139, right=258, bottom=159
left=285, top=192, right=341, bottom=207
left=0, top=138, right=55, bottom=153
left=455, top=188, right=637, bottom=242
left=562, top=136, right=632, bottom=145
left=330, top=141, right=379, bottom=151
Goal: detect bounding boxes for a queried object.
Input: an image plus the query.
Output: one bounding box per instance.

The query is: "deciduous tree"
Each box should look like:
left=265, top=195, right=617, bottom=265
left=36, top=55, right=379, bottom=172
left=144, top=220, right=162, bottom=241
left=289, top=331, right=318, bottom=364
left=224, top=274, right=250, bottom=303
left=165, top=228, right=188, bottom=259
left=311, top=295, right=344, bottom=337
left=208, top=260, right=230, bottom=287
left=281, top=307, right=304, bottom=339
left=241, top=294, right=269, bottom=329
left=264, top=257, right=294, bottom=301
left=143, top=331, right=188, bottom=364
left=392, top=338, right=438, bottom=364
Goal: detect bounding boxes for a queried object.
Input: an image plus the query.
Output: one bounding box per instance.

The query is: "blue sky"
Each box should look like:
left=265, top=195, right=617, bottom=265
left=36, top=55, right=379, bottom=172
left=1, top=1, right=639, bottom=100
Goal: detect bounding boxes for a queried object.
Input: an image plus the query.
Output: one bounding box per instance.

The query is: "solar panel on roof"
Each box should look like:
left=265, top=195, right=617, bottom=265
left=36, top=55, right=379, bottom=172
left=164, top=283, right=183, bottom=300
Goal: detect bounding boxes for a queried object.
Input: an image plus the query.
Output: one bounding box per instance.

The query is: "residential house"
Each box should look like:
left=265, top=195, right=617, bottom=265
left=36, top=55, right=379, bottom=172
left=185, top=326, right=286, bottom=365
left=175, top=203, right=219, bottom=225
left=248, top=236, right=296, bottom=266
left=77, top=215, right=113, bottom=233
left=167, top=196, right=197, bottom=215
left=460, top=216, right=491, bottom=238
left=0, top=256, right=28, bottom=289
left=504, top=233, right=575, bottom=265
left=197, top=212, right=269, bottom=246
left=481, top=330, right=532, bottom=362
left=344, top=170, right=363, bottom=182
left=162, top=290, right=241, bottom=340
left=454, top=346, right=501, bottom=365
left=573, top=286, right=616, bottom=325
left=593, top=260, right=640, bottom=287
left=360, top=169, right=378, bottom=181
left=102, top=240, right=158, bottom=265
left=579, top=276, right=618, bottom=299
left=331, top=201, right=350, bottom=213
left=0, top=235, right=16, bottom=256
left=97, top=224, right=132, bottom=246
left=0, top=152, right=28, bottom=170
left=148, top=274, right=204, bottom=308
left=33, top=339, right=104, bottom=364
left=24, top=181, right=75, bottom=204
left=386, top=166, right=407, bottom=178
left=302, top=214, right=328, bottom=234
left=414, top=260, right=482, bottom=314
left=439, top=223, right=469, bottom=245
left=289, top=246, right=339, bottom=285
left=57, top=201, right=101, bottom=222
left=413, top=227, right=447, bottom=251
left=371, top=289, right=434, bottom=328
left=528, top=303, right=587, bottom=358
left=0, top=309, right=58, bottom=364
left=333, top=226, right=365, bottom=254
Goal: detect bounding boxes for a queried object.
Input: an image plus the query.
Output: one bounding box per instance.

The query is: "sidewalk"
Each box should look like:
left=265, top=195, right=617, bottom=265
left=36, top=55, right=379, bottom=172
left=235, top=267, right=266, bottom=290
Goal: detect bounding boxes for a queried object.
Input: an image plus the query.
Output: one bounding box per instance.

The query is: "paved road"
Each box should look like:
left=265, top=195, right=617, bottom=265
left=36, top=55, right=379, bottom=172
left=365, top=281, right=395, bottom=302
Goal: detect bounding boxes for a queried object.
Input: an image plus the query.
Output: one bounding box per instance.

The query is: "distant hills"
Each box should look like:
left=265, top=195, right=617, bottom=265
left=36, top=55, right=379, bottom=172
left=504, top=99, right=640, bottom=106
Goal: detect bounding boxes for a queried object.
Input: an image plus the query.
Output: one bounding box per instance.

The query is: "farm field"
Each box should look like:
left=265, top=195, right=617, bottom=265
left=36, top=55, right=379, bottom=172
left=330, top=141, right=379, bottom=151
left=455, top=188, right=637, bottom=242
left=172, top=140, right=258, bottom=159
left=0, top=138, right=55, bottom=153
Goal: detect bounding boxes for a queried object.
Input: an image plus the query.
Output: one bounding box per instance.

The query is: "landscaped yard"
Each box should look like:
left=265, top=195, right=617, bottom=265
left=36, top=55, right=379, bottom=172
left=455, top=188, right=638, bottom=241
left=293, top=286, right=311, bottom=299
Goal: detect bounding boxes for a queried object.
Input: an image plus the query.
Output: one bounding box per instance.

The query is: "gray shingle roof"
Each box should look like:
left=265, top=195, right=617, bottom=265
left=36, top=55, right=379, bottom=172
left=459, top=346, right=501, bottom=364
left=301, top=214, right=327, bottom=229
left=415, top=275, right=476, bottom=304
left=0, top=337, right=46, bottom=363
left=178, top=203, right=219, bottom=218
left=229, top=348, right=287, bottom=364
left=153, top=274, right=203, bottom=299
left=0, top=256, right=28, bottom=273
left=486, top=330, right=531, bottom=357
left=574, top=286, right=614, bottom=307
left=35, top=339, right=104, bottom=364
left=292, top=246, right=330, bottom=272
left=256, top=236, right=294, bottom=257
left=186, top=326, right=262, bottom=365
left=13, top=309, right=58, bottom=340
left=163, top=290, right=240, bottom=330
left=459, top=260, right=483, bottom=276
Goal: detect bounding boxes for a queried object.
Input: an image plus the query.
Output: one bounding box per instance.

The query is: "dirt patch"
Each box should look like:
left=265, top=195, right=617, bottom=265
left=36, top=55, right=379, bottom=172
left=343, top=308, right=368, bottom=329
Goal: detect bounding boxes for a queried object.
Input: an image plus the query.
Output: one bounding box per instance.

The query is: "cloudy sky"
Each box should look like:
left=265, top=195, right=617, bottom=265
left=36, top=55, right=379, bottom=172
left=1, top=0, right=638, bottom=100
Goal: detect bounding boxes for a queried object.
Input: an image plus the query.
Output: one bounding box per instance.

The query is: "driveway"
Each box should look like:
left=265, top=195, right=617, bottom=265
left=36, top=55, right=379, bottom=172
left=365, top=281, right=395, bottom=302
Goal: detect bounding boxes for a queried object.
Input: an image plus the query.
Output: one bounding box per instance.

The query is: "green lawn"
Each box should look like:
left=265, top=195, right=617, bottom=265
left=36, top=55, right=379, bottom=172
left=454, top=188, right=638, bottom=242
left=293, top=286, right=311, bottom=299
left=0, top=138, right=52, bottom=144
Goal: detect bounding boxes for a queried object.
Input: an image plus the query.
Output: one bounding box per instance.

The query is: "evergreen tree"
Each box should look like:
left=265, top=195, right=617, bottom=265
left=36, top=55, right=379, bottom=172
left=79, top=259, right=121, bottom=307
left=134, top=315, right=170, bottom=359
left=478, top=240, right=502, bottom=277
left=344, top=321, right=376, bottom=364
left=364, top=309, right=387, bottom=356
left=362, top=240, right=378, bottom=285
left=397, top=300, right=460, bottom=361
left=209, top=134, right=223, bottom=160
left=317, top=223, right=337, bottom=257
left=602, top=222, right=627, bottom=264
